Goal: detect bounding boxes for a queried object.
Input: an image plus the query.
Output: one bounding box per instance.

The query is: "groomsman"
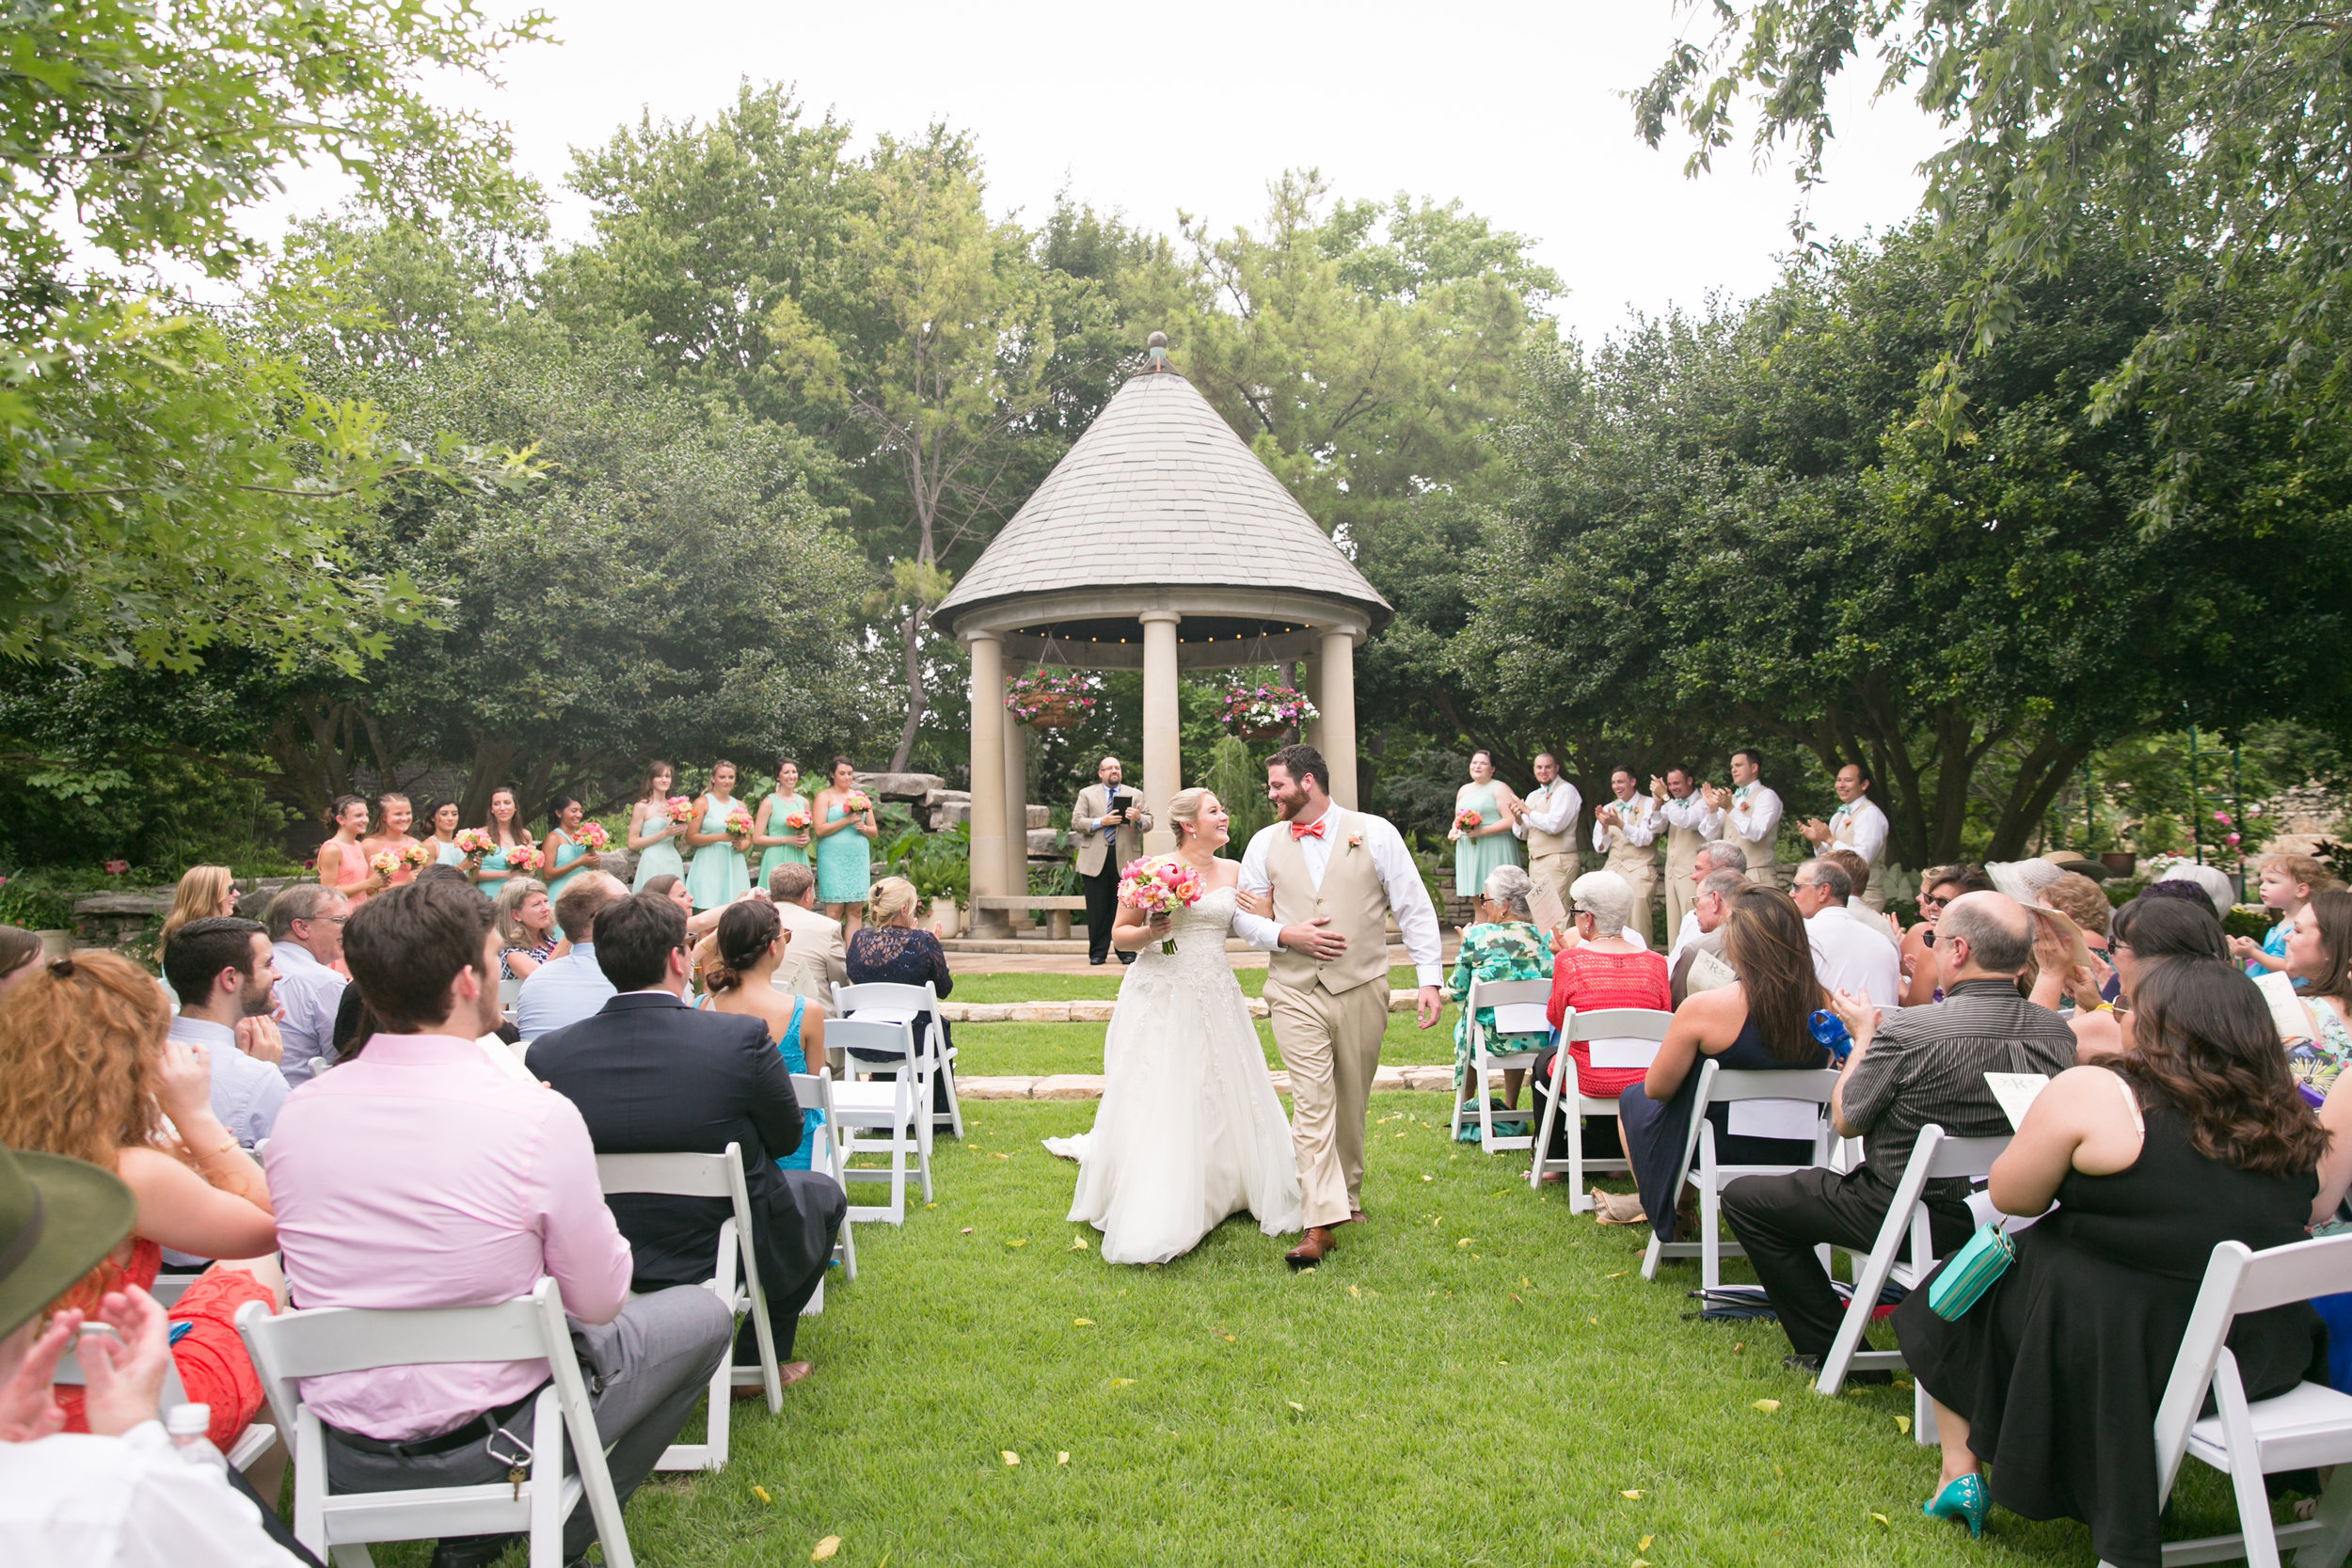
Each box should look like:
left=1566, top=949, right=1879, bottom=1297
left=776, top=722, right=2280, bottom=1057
left=1801, top=762, right=1891, bottom=911
left=1510, top=752, right=1581, bottom=911
left=1592, top=767, right=1661, bottom=942
left=1651, top=764, right=1722, bottom=939
left=1073, top=755, right=1153, bottom=966
left=1704, top=748, right=1784, bottom=886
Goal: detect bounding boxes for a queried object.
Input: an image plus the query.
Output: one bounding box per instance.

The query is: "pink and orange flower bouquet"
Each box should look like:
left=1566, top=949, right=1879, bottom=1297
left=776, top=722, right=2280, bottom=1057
left=1118, top=856, right=1204, bottom=955
left=453, top=828, right=495, bottom=857
left=783, top=809, right=812, bottom=832
left=399, top=842, right=435, bottom=869
left=664, top=795, right=696, bottom=826
left=723, top=805, right=755, bottom=846
left=504, top=843, right=545, bottom=875
left=574, top=822, right=611, bottom=852
left=843, top=790, right=872, bottom=816
left=1454, top=808, right=1483, bottom=837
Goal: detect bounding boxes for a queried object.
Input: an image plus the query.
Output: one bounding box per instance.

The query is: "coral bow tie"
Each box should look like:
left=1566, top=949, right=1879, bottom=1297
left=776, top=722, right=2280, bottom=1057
left=1289, top=817, right=1327, bottom=841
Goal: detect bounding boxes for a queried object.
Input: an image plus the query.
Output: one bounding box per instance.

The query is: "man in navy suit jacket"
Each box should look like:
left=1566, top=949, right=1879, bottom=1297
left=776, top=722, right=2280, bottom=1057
left=530, top=892, right=846, bottom=1383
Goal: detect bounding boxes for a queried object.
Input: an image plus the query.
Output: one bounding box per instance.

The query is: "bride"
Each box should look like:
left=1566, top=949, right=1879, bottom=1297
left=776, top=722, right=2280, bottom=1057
left=1044, top=787, right=1304, bottom=1263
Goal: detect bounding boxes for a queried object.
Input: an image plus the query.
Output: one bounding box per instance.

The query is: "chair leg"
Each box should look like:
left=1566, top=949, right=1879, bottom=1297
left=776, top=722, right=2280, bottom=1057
left=1531, top=1049, right=1565, bottom=1194
left=330, top=1547, right=376, bottom=1568
left=2290, top=1455, right=2352, bottom=1568
left=2212, top=1352, right=2285, bottom=1568
left=1640, top=1231, right=1663, bottom=1281
left=1476, top=1042, right=1496, bottom=1152
left=1699, top=1167, right=1722, bottom=1291
left=529, top=1387, right=568, bottom=1567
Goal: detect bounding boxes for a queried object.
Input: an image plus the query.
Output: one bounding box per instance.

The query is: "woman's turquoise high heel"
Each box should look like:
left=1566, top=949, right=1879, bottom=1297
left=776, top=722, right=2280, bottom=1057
left=1922, top=1473, right=1988, bottom=1539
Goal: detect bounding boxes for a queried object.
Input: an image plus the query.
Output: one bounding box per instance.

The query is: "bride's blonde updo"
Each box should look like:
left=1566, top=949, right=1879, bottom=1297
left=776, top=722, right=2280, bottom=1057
left=1166, top=787, right=1216, bottom=846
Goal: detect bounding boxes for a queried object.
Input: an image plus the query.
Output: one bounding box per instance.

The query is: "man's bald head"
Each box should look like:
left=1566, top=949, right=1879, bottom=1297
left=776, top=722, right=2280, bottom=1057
left=1939, top=891, right=2034, bottom=978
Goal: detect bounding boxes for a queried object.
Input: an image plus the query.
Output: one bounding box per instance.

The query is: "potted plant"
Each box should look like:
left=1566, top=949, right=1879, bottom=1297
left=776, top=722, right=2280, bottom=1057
left=1006, top=670, right=1103, bottom=730
left=1218, top=682, right=1318, bottom=740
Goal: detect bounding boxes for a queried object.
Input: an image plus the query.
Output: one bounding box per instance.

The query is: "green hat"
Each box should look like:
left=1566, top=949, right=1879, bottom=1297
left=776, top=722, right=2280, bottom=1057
left=0, top=1139, right=136, bottom=1340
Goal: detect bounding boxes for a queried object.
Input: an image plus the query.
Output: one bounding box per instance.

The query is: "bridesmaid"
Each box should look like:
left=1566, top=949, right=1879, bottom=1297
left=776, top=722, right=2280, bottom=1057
left=1449, top=749, right=1524, bottom=910
left=683, top=759, right=752, bottom=911
left=423, top=800, right=466, bottom=866
left=542, top=792, right=602, bottom=905
left=813, top=754, right=879, bottom=934
left=628, top=760, right=689, bottom=893
left=359, top=792, right=423, bottom=887
left=753, top=756, right=813, bottom=889
left=314, top=795, right=380, bottom=908
left=469, top=784, right=533, bottom=898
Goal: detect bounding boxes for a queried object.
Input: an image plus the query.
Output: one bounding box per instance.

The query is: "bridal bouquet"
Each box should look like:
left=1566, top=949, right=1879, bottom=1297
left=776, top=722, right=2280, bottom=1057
left=453, top=828, right=495, bottom=857
left=505, top=843, right=544, bottom=874
left=664, top=795, right=696, bottom=825
left=1119, top=856, right=1204, bottom=955
left=723, top=805, right=755, bottom=845
left=574, top=822, right=611, bottom=852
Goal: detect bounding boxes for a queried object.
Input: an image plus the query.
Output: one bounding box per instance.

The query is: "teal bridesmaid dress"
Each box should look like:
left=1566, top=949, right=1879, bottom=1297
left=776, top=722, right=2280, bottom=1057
left=814, top=800, right=871, bottom=905
left=757, top=791, right=812, bottom=886
left=632, top=803, right=688, bottom=892
left=433, top=838, right=465, bottom=867
left=544, top=833, right=591, bottom=905
left=1453, top=779, right=1522, bottom=896
left=687, top=797, right=750, bottom=911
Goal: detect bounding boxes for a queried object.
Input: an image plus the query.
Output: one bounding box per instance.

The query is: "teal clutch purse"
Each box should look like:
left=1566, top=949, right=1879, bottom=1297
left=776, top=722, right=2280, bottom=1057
left=1927, top=1222, right=2016, bottom=1321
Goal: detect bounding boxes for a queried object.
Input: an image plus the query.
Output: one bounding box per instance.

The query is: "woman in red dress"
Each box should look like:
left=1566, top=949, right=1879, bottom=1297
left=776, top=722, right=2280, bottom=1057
left=1533, top=868, right=1671, bottom=1198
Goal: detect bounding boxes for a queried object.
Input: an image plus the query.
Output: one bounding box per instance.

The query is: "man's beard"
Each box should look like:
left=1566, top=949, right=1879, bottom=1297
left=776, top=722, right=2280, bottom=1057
left=238, top=981, right=274, bottom=1019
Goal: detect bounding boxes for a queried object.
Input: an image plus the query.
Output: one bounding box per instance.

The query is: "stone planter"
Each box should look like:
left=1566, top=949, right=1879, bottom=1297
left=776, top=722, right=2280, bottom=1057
left=928, top=896, right=961, bottom=939
left=36, top=929, right=70, bottom=959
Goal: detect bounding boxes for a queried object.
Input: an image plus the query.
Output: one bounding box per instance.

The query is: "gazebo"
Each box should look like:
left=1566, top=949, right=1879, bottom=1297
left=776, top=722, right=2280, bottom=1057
left=934, top=335, right=1392, bottom=936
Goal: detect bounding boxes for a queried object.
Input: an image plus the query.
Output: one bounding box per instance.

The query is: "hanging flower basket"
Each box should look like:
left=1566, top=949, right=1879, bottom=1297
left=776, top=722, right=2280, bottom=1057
left=1006, top=670, right=1102, bottom=729
left=1219, top=683, right=1317, bottom=740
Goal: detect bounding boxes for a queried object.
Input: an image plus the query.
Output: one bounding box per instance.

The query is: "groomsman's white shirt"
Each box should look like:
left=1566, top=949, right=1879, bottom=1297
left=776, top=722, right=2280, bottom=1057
left=1234, top=811, right=1445, bottom=987
left=1660, top=791, right=1724, bottom=841
left=1847, top=900, right=1901, bottom=949
left=1821, top=793, right=1890, bottom=868
left=1727, top=783, right=1784, bottom=847
left=1513, top=781, right=1582, bottom=842
left=1591, top=793, right=1660, bottom=853
left=1806, top=907, right=1900, bottom=1006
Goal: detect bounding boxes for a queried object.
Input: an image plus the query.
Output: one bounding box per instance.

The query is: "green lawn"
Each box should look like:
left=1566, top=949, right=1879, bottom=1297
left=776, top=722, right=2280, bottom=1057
left=957, top=1011, right=1456, bottom=1078
left=358, top=1094, right=2265, bottom=1567
left=948, top=965, right=1428, bottom=1006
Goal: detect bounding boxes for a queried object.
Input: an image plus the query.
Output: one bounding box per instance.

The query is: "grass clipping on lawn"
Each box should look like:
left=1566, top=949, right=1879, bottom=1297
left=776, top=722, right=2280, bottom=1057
left=540, top=1096, right=2254, bottom=1566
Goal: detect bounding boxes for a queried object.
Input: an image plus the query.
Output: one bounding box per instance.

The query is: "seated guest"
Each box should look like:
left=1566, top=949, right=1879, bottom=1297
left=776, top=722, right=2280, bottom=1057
left=265, top=884, right=350, bottom=1083
left=1663, top=842, right=1750, bottom=968
left=2280, top=890, right=2352, bottom=1101
left=0, top=951, right=280, bottom=1454
left=268, top=880, right=729, bottom=1568
left=531, top=894, right=842, bottom=1387
left=1668, top=867, right=1748, bottom=1007
left=0, top=1141, right=307, bottom=1562
left=1528, top=869, right=1667, bottom=1176
left=1896, top=958, right=2328, bottom=1560
left=1898, top=863, right=1994, bottom=1006
left=642, top=873, right=723, bottom=942
left=845, top=877, right=957, bottom=1108
left=770, top=863, right=850, bottom=1017
left=1612, top=886, right=1835, bottom=1230
left=0, top=926, right=40, bottom=997
left=158, top=917, right=289, bottom=1145
left=1445, top=864, right=1553, bottom=1117
left=2155, top=860, right=2237, bottom=922
left=156, top=864, right=239, bottom=970
left=2068, top=895, right=2228, bottom=1063
left=698, top=902, right=828, bottom=1171
left=1723, top=891, right=2075, bottom=1379
left=513, top=873, right=626, bottom=1039
left=491, top=875, right=561, bottom=982
left=1791, top=857, right=1899, bottom=1007
left=1821, top=848, right=1898, bottom=949
left=2040, top=869, right=2117, bottom=985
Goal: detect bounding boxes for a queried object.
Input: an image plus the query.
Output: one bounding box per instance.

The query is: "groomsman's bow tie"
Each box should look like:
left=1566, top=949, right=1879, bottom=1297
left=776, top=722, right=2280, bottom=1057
left=1290, top=817, right=1328, bottom=841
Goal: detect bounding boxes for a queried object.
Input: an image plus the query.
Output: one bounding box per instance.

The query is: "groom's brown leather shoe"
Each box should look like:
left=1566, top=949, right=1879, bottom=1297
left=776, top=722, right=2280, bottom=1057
left=1285, top=1227, right=1338, bottom=1267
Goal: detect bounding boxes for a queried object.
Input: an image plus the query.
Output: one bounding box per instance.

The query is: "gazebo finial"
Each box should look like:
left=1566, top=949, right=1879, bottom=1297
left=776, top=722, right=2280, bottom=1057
left=1147, top=330, right=1168, bottom=372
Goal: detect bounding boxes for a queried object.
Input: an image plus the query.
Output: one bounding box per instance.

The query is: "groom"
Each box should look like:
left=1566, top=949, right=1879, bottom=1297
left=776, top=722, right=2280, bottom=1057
left=1235, top=743, right=1443, bottom=1266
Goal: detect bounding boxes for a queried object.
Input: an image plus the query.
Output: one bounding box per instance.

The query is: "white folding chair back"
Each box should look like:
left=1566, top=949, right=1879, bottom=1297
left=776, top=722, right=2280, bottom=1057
left=1639, top=1062, right=1841, bottom=1288
left=594, top=1142, right=780, bottom=1470
left=234, top=1278, right=632, bottom=1568
left=825, top=1017, right=922, bottom=1224
left=1815, top=1123, right=2014, bottom=1440
left=1447, top=976, right=1555, bottom=1153
left=499, top=975, right=523, bottom=1008
left=833, top=979, right=963, bottom=1139
left=788, top=1070, right=856, bottom=1301
left=2138, top=1233, right=2352, bottom=1567
left=1529, top=1006, right=1674, bottom=1205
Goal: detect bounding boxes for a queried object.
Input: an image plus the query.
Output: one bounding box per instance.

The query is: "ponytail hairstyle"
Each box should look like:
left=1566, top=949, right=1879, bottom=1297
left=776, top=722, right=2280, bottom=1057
left=327, top=794, right=370, bottom=836
left=704, top=899, right=782, bottom=994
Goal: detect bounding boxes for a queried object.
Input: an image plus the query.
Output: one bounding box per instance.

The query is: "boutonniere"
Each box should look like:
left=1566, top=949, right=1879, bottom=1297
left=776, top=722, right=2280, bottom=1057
left=1345, top=832, right=1364, bottom=851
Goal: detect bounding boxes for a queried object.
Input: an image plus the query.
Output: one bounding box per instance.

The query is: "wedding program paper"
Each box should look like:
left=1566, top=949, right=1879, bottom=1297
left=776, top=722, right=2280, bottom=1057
left=1984, top=1072, right=2051, bottom=1132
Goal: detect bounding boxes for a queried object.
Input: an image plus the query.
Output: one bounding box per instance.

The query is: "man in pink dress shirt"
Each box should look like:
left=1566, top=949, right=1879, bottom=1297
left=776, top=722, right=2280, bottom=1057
left=267, top=879, right=731, bottom=1568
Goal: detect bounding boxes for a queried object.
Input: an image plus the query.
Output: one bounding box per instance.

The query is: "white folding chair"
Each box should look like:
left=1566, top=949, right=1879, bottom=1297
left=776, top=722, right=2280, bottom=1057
left=499, top=975, right=523, bottom=1009
left=1641, top=1063, right=1842, bottom=1289
left=833, top=980, right=962, bottom=1141
left=53, top=1304, right=278, bottom=1474
left=2139, top=1233, right=2352, bottom=1568
left=826, top=1017, right=923, bottom=1222
left=1445, top=976, right=1552, bottom=1153
left=788, top=1069, right=857, bottom=1302
left=1529, top=1006, right=1675, bottom=1205
left=1815, top=1123, right=2014, bottom=1438
left=594, top=1142, right=780, bottom=1471
left=234, top=1278, right=633, bottom=1568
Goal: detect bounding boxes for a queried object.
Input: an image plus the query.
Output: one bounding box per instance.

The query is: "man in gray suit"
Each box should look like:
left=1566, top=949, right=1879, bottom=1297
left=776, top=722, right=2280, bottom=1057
left=767, top=863, right=850, bottom=1015
left=1073, top=755, right=1154, bottom=966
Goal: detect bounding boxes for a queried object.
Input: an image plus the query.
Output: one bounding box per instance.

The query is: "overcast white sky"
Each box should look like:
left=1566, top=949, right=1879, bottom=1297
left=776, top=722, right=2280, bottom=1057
left=274, top=1, right=1950, bottom=343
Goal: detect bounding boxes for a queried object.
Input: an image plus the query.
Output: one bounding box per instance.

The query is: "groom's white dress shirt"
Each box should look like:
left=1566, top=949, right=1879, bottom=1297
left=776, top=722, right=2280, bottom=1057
left=1233, top=810, right=1444, bottom=988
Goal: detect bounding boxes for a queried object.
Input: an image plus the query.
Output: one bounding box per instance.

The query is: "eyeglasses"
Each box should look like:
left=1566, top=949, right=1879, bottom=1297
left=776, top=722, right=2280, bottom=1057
left=295, top=915, right=348, bottom=927
left=1917, top=893, right=1949, bottom=909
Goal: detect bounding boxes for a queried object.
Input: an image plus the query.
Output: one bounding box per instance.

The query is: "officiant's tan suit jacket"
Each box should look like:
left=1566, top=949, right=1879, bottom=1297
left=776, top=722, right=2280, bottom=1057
left=1072, top=784, right=1153, bottom=878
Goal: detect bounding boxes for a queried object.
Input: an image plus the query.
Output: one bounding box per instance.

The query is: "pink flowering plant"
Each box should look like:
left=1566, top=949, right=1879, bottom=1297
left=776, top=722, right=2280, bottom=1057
left=1218, top=682, right=1317, bottom=735
left=1006, top=670, right=1103, bottom=724
left=1118, top=855, right=1204, bottom=954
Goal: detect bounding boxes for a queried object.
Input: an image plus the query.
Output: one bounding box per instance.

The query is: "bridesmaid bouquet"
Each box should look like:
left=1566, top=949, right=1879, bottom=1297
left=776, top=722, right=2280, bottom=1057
left=453, top=828, right=495, bottom=857
left=369, top=850, right=404, bottom=877
left=723, top=805, right=755, bottom=846
left=664, top=795, right=695, bottom=825
left=783, top=809, right=812, bottom=832
left=1454, top=807, right=1483, bottom=838
left=400, top=842, right=434, bottom=869
left=505, top=843, right=544, bottom=874
left=844, top=790, right=872, bottom=816
left=1119, top=856, right=1204, bottom=955
left=575, top=822, right=611, bottom=852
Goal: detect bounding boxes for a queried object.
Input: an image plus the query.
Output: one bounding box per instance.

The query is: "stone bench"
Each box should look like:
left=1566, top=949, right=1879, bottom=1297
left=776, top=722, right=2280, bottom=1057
left=971, top=895, right=1089, bottom=940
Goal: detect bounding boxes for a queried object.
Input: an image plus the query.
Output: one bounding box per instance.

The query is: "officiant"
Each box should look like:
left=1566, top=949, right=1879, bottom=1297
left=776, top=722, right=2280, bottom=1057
left=1073, top=755, right=1155, bottom=966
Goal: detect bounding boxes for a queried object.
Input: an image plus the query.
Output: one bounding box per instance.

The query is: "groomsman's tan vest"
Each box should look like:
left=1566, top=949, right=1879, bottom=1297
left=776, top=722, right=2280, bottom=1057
left=1662, top=803, right=1708, bottom=879
left=1264, top=812, right=1392, bottom=996
left=1597, top=796, right=1657, bottom=882
left=1732, top=785, right=1777, bottom=874
left=1522, top=783, right=1575, bottom=860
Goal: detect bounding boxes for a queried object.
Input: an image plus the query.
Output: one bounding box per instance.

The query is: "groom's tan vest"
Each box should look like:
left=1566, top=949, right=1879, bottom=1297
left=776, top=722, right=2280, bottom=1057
left=1264, top=811, right=1391, bottom=996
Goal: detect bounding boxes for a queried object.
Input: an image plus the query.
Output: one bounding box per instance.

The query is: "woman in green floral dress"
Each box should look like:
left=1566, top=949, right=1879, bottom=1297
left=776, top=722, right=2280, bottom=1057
left=1446, top=863, right=1554, bottom=1119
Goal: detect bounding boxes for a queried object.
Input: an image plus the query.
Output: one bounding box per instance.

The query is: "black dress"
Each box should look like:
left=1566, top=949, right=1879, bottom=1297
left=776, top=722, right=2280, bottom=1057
left=1895, top=1092, right=2326, bottom=1568
left=1617, top=1016, right=1829, bottom=1243
left=846, top=925, right=957, bottom=1112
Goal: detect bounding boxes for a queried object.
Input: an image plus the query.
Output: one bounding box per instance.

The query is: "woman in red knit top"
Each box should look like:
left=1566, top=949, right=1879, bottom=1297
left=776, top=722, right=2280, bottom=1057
left=1534, top=869, right=1672, bottom=1175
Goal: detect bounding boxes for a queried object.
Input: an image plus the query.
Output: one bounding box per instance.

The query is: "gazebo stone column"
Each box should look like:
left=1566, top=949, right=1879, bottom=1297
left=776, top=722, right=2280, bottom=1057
left=1299, top=655, right=1324, bottom=756
left=1319, top=629, right=1359, bottom=809
left=965, top=633, right=1011, bottom=936
left=1002, top=700, right=1028, bottom=917
left=1140, top=610, right=1182, bottom=853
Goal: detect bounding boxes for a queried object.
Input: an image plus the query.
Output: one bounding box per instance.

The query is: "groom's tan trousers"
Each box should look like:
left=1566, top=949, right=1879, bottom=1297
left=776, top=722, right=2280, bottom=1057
left=1264, top=975, right=1390, bottom=1229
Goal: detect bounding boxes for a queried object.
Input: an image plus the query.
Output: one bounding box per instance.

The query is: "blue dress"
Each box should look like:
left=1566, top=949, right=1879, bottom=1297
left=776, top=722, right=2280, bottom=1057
left=774, top=994, right=822, bottom=1172
left=631, top=802, right=688, bottom=893
left=814, top=800, right=871, bottom=905
left=544, top=833, right=591, bottom=905
left=686, top=797, right=750, bottom=911
left=473, top=841, right=512, bottom=899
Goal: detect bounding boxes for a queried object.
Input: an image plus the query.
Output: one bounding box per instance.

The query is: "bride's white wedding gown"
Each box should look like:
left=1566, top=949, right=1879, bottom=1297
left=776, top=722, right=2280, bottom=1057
left=1043, top=883, right=1304, bottom=1263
